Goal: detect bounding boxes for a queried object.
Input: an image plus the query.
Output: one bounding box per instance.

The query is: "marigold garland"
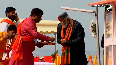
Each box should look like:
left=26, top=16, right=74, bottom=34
left=61, top=18, right=72, bottom=41
left=51, top=50, right=58, bottom=61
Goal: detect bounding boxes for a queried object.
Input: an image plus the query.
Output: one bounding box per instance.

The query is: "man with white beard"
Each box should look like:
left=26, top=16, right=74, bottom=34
left=57, top=12, right=87, bottom=65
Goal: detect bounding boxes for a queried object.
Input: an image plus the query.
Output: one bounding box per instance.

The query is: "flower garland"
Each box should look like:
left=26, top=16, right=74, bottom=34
left=51, top=50, right=58, bottom=61
left=61, top=18, right=73, bottom=41
left=90, top=20, right=97, bottom=38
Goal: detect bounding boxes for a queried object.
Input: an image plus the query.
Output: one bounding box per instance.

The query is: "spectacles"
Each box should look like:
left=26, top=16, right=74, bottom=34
left=60, top=21, right=65, bottom=24
left=60, top=19, right=66, bottom=24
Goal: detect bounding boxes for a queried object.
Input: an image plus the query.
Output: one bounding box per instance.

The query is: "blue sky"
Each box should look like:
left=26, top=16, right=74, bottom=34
left=0, top=0, right=104, bottom=54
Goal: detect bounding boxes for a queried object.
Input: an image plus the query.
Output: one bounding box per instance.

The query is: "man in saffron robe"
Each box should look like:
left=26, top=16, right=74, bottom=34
left=0, top=25, right=17, bottom=65
left=57, top=12, right=87, bottom=65
left=9, top=8, right=55, bottom=65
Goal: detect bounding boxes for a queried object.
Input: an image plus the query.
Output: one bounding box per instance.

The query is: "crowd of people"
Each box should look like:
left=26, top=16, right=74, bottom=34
left=0, top=7, right=87, bottom=65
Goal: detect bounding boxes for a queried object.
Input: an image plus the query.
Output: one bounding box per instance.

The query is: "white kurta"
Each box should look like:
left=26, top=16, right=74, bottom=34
left=0, top=18, right=21, bottom=32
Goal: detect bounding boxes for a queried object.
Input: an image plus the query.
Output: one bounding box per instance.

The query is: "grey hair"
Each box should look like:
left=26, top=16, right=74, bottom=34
left=65, top=16, right=70, bottom=20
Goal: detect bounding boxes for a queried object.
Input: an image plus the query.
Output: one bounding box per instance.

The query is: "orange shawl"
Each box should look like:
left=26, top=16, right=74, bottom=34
left=0, top=19, right=16, bottom=52
left=12, top=18, right=34, bottom=61
left=61, top=18, right=73, bottom=52
left=0, top=19, right=16, bottom=26
left=61, top=18, right=73, bottom=64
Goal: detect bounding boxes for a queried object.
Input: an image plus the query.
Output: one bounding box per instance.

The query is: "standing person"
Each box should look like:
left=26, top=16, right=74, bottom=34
left=9, top=8, right=55, bottom=65
left=57, top=12, right=87, bottom=65
left=0, top=7, right=20, bottom=32
left=0, top=25, right=17, bottom=65
left=0, top=7, right=20, bottom=64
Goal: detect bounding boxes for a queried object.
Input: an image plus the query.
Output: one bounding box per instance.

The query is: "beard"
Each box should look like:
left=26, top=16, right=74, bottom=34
left=62, top=21, right=69, bottom=28
left=9, top=16, right=15, bottom=21
left=62, top=25, right=67, bottom=28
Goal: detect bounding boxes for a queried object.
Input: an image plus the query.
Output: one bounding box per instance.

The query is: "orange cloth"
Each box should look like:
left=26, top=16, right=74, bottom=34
left=0, top=19, right=16, bottom=65
left=44, top=56, right=53, bottom=62
left=0, top=18, right=16, bottom=58
left=12, top=18, right=34, bottom=61
left=0, top=32, right=8, bottom=58
left=0, top=19, right=16, bottom=26
left=0, top=18, right=16, bottom=51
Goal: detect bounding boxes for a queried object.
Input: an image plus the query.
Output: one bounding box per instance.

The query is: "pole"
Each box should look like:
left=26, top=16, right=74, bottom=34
left=61, top=7, right=95, bottom=13
left=95, top=7, right=101, bottom=65
left=55, top=33, right=57, bottom=52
